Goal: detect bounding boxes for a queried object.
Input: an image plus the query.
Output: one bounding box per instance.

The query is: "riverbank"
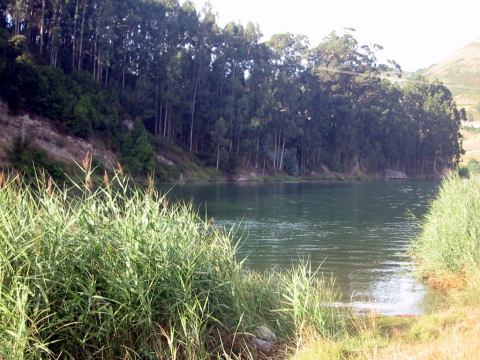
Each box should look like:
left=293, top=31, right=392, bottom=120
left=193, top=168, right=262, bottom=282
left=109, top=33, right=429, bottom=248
left=1, top=167, right=474, bottom=359
left=289, top=306, right=480, bottom=359
left=0, top=165, right=345, bottom=359
left=290, top=173, right=480, bottom=359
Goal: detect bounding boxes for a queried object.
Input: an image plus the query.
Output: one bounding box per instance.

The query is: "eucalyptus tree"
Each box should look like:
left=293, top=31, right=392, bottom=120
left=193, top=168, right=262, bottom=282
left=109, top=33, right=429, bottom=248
left=402, top=77, right=462, bottom=174
left=245, top=42, right=274, bottom=169
left=0, top=0, right=464, bottom=178
left=265, top=33, right=308, bottom=170
left=306, top=30, right=391, bottom=170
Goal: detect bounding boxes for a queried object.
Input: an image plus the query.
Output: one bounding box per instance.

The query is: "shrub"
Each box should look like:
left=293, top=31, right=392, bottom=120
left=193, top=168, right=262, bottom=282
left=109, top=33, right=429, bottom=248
left=6, top=135, right=65, bottom=180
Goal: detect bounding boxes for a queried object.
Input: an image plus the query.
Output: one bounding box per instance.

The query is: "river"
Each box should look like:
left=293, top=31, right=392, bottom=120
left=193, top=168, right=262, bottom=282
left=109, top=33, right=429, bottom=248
left=161, top=180, right=441, bottom=316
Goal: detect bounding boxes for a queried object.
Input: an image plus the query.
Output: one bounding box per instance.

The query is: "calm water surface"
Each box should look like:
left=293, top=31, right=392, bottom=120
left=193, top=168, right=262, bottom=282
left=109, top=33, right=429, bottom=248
left=161, top=181, right=440, bottom=315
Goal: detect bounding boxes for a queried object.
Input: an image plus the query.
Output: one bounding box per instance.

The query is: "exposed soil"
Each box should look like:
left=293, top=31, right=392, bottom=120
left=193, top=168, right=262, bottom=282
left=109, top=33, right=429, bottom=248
left=460, top=129, right=480, bottom=164
left=0, top=99, right=118, bottom=171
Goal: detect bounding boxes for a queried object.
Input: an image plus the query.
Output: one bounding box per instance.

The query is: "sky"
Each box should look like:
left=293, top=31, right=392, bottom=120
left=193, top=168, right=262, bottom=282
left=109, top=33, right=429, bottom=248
left=189, top=0, right=480, bottom=72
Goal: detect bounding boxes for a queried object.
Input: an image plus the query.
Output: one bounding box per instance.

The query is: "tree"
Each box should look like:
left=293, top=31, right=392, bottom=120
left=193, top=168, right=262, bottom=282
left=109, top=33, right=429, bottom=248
left=122, top=117, right=156, bottom=174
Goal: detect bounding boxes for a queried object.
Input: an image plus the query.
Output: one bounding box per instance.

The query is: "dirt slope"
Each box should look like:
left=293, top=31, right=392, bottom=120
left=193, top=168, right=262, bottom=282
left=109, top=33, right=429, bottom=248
left=0, top=99, right=118, bottom=171
left=460, top=129, right=480, bottom=164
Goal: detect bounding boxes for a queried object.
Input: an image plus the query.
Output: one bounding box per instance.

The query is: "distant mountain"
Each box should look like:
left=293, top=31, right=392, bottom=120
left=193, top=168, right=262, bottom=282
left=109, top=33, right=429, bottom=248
left=422, top=38, right=480, bottom=121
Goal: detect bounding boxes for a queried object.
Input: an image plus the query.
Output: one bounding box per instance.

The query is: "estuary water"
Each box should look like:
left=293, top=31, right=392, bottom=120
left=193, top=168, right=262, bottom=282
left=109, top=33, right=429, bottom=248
left=161, top=181, right=441, bottom=316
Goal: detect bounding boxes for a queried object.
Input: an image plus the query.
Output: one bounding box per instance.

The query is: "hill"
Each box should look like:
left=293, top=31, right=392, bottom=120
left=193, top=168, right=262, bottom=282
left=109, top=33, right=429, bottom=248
left=423, top=38, right=480, bottom=121
left=459, top=127, right=480, bottom=165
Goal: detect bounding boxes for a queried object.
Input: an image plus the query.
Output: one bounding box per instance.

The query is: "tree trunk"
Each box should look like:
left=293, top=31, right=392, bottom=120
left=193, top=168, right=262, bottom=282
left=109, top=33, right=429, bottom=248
left=255, top=134, right=259, bottom=168
left=39, top=0, right=45, bottom=55
left=273, top=128, right=278, bottom=168
left=78, top=0, right=87, bottom=70
left=97, top=49, right=102, bottom=81
left=93, top=36, right=97, bottom=78
left=104, top=62, right=109, bottom=87
left=72, top=0, right=79, bottom=69
left=189, top=77, right=199, bottom=151
left=163, top=106, right=169, bottom=137
left=157, top=98, right=163, bottom=136
left=121, top=50, right=126, bottom=96
left=279, top=137, right=286, bottom=171
left=229, top=118, right=233, bottom=153
left=26, top=0, right=34, bottom=42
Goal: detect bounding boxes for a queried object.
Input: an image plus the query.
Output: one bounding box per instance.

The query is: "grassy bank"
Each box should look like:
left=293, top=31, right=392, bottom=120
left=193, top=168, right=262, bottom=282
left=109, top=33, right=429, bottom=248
left=289, top=173, right=480, bottom=359
left=411, top=174, right=480, bottom=296
left=288, top=306, right=480, bottom=359
left=0, top=162, right=343, bottom=359
left=3, top=168, right=479, bottom=359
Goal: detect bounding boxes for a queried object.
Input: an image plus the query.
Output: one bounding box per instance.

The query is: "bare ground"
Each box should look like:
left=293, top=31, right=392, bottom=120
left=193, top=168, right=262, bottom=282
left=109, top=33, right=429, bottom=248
left=0, top=99, right=118, bottom=171
left=461, top=129, right=480, bottom=164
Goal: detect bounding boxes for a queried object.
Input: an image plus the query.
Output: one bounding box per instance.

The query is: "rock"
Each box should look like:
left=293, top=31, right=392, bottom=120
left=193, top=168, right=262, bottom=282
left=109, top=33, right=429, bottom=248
left=321, top=164, right=333, bottom=175
left=255, top=325, right=277, bottom=342
left=122, top=118, right=134, bottom=132
left=233, top=174, right=248, bottom=182
left=252, top=338, right=272, bottom=354
left=384, top=168, right=407, bottom=180
left=156, top=154, right=173, bottom=166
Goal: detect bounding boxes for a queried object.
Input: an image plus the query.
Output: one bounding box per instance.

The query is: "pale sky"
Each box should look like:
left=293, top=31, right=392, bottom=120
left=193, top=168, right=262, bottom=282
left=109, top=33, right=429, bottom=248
left=189, top=0, right=480, bottom=72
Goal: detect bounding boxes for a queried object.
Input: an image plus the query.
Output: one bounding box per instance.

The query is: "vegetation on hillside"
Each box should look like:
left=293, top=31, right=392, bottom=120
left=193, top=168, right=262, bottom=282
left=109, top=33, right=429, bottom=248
left=0, top=0, right=463, bottom=178
left=6, top=134, right=65, bottom=180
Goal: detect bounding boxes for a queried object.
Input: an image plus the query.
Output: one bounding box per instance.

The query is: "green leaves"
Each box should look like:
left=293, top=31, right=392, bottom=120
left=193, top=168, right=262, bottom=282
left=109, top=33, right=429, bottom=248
left=121, top=117, right=156, bottom=174
left=0, top=0, right=462, bottom=178
left=0, top=170, right=345, bottom=359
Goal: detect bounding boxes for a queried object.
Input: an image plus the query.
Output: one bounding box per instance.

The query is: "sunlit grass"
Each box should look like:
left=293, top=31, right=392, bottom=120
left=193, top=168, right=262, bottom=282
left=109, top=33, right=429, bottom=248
left=0, top=161, right=343, bottom=359
left=291, top=173, right=480, bottom=360
left=411, top=174, right=480, bottom=295
left=288, top=307, right=480, bottom=360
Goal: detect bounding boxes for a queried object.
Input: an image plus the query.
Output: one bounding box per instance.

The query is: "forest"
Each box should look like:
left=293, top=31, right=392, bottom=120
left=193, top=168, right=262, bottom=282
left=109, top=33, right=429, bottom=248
left=0, top=0, right=464, bottom=177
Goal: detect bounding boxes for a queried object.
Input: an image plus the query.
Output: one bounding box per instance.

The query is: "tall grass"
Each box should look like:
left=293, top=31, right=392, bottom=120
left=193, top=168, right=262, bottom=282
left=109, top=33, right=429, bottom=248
left=0, top=163, right=343, bottom=359
left=412, top=174, right=480, bottom=292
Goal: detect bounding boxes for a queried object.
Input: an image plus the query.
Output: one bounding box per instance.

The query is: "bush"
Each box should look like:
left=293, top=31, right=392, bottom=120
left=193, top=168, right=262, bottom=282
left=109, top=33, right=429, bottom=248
left=6, top=135, right=65, bottom=180
left=458, top=165, right=469, bottom=178
left=121, top=117, right=156, bottom=175
left=467, top=159, right=480, bottom=174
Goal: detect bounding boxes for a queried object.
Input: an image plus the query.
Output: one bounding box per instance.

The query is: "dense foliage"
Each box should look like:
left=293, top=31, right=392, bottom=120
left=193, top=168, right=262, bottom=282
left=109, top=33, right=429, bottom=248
left=412, top=175, right=480, bottom=290
left=0, top=169, right=342, bottom=358
left=6, top=134, right=65, bottom=180
left=0, top=0, right=462, bottom=176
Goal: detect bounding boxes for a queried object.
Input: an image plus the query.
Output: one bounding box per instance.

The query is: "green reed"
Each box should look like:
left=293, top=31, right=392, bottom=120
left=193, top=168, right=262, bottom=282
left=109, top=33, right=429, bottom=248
left=0, top=166, right=343, bottom=359
left=412, top=174, right=480, bottom=291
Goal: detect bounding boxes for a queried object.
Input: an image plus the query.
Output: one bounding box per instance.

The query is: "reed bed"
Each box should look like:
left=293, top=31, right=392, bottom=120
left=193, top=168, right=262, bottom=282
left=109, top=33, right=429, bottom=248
left=412, top=174, right=480, bottom=291
left=0, top=165, right=343, bottom=359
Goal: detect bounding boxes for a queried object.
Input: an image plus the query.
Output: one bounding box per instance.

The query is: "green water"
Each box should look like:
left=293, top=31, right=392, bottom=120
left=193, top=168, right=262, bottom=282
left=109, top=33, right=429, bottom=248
left=162, top=181, right=440, bottom=315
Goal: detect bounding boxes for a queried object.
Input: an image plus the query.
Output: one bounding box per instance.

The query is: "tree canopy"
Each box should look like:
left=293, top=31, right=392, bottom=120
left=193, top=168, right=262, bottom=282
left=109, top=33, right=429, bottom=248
left=0, top=0, right=463, bottom=177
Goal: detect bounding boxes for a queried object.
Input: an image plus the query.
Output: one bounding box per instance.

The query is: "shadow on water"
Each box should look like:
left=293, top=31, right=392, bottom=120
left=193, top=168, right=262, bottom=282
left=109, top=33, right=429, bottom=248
left=160, top=181, right=442, bottom=315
